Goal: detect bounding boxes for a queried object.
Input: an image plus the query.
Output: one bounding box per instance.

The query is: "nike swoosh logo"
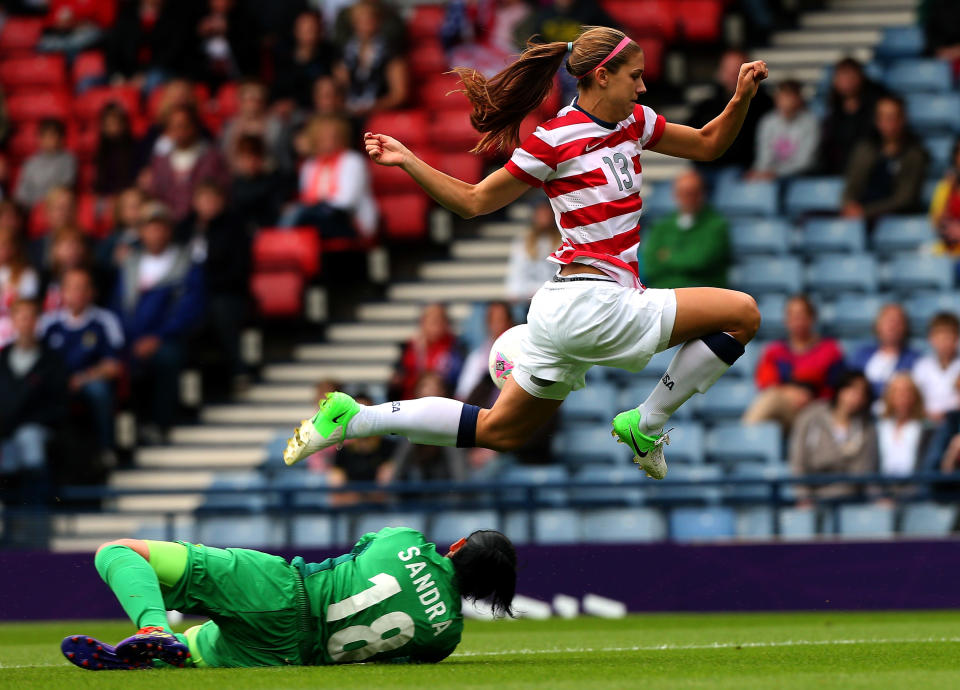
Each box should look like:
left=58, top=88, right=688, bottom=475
left=585, top=141, right=603, bottom=152
left=628, top=428, right=648, bottom=457
left=332, top=412, right=347, bottom=423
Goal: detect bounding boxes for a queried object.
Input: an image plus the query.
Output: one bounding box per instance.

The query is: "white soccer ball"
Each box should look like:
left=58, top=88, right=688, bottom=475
left=488, top=324, right=527, bottom=390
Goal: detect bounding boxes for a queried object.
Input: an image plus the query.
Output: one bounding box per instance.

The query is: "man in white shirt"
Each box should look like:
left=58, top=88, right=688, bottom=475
left=912, top=312, right=960, bottom=422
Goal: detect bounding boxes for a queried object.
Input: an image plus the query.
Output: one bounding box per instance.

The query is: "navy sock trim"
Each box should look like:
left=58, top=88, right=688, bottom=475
left=456, top=404, right=481, bottom=448
left=700, top=332, right=745, bottom=366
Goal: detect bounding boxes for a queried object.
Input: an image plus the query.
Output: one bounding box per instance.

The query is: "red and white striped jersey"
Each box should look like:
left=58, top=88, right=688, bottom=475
left=504, top=100, right=666, bottom=288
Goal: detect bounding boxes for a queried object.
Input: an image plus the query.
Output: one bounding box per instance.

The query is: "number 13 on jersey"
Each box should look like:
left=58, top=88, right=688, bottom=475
left=325, top=573, right=415, bottom=662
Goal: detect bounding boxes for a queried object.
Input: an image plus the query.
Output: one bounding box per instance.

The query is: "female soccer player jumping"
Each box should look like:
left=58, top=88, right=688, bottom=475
left=285, top=26, right=766, bottom=479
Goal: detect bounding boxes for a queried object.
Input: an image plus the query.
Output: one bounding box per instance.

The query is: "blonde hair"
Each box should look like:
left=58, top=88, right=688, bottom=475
left=882, top=373, right=925, bottom=421
left=305, top=114, right=350, bottom=154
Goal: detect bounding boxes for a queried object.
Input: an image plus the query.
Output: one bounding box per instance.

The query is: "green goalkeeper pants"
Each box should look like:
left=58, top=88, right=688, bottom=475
left=152, top=541, right=315, bottom=667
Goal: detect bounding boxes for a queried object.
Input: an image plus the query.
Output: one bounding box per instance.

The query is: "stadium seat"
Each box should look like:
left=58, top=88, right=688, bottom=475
left=900, top=502, right=958, bottom=537
left=641, top=181, right=675, bottom=219
left=605, top=0, right=676, bottom=41
left=379, top=193, right=430, bottom=239
left=0, top=17, right=44, bottom=53
left=784, top=177, right=844, bottom=216
left=695, top=378, right=757, bottom=421
left=197, top=516, right=283, bottom=548
left=669, top=506, right=735, bottom=542
left=676, top=0, right=723, bottom=42
left=729, top=256, right=803, bottom=295
left=503, top=511, right=531, bottom=544
left=408, top=4, right=446, bottom=41
left=365, top=110, right=431, bottom=148
left=72, top=50, right=106, bottom=86
left=872, top=215, right=936, bottom=256
left=429, top=109, right=481, bottom=151
left=561, top=383, right=619, bottom=423
left=571, top=465, right=645, bottom=506
left=800, top=218, right=866, bottom=255
left=805, top=254, right=879, bottom=293
left=726, top=461, right=789, bottom=501
left=0, top=54, right=66, bottom=90
left=654, top=464, right=723, bottom=504
left=633, top=37, right=664, bottom=81
left=431, top=510, right=500, bottom=546
left=712, top=180, right=778, bottom=217
left=756, top=293, right=787, bottom=340
left=419, top=74, right=471, bottom=111
left=875, top=25, right=924, bottom=59
left=370, top=157, right=422, bottom=194
left=74, top=85, right=141, bottom=122
left=906, top=93, right=960, bottom=134
left=251, top=270, right=304, bottom=318
left=837, top=504, right=895, bottom=539
left=552, top=426, right=628, bottom=465
left=706, top=422, right=781, bottom=466
left=663, top=423, right=706, bottom=465
left=735, top=506, right=774, bottom=539
left=904, top=291, right=960, bottom=335
left=253, top=227, right=321, bottom=276
left=886, top=59, right=953, bottom=93
left=272, top=469, right=332, bottom=508
left=291, top=516, right=340, bottom=548
left=6, top=90, right=71, bottom=122
left=433, top=152, right=484, bottom=185
left=776, top=507, right=816, bottom=540
left=924, top=135, right=955, bottom=176
left=410, top=40, right=448, bottom=78
left=821, top=292, right=889, bottom=338
left=500, top=465, right=568, bottom=506
left=727, top=340, right=760, bottom=379
left=532, top=508, right=580, bottom=544
left=355, top=512, right=427, bottom=539
left=728, top=218, right=791, bottom=256
left=580, top=508, right=667, bottom=542
left=883, top=255, right=955, bottom=293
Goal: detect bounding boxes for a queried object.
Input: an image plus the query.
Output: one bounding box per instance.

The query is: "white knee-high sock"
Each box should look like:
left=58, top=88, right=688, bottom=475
left=636, top=333, right=745, bottom=434
left=345, top=397, right=477, bottom=446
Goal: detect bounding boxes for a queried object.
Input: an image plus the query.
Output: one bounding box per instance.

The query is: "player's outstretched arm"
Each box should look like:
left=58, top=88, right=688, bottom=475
left=649, top=60, right=768, bottom=162
left=364, top=132, right=529, bottom=219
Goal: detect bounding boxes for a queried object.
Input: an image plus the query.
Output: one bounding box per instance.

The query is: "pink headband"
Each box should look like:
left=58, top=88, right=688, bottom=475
left=575, top=36, right=633, bottom=80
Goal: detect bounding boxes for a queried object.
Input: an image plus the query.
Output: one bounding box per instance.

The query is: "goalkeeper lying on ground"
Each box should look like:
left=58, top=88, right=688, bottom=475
left=61, top=527, right=516, bottom=669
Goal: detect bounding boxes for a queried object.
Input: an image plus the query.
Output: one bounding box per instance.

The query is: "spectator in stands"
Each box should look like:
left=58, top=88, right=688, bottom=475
left=847, top=303, right=920, bottom=399
left=229, top=135, right=285, bottom=230
left=96, top=186, right=142, bottom=273
left=29, top=186, right=80, bottom=255
left=819, top=57, right=886, bottom=175
left=327, top=393, right=396, bottom=505
left=94, top=103, right=139, bottom=197
left=111, top=202, right=204, bottom=444
left=333, top=0, right=406, bottom=56
left=0, top=224, right=40, bottom=347
left=13, top=119, right=77, bottom=208
left=147, top=105, right=230, bottom=222
left=923, top=0, right=960, bottom=71
left=928, top=138, right=960, bottom=277
left=455, top=301, right=514, bottom=400
left=929, top=409, right=960, bottom=475
left=744, top=295, right=845, bottom=431
left=842, top=94, right=928, bottom=221
left=687, top=49, right=773, bottom=176
left=505, top=201, right=562, bottom=302
left=194, top=0, right=260, bottom=89
left=789, top=371, right=876, bottom=503
left=139, top=79, right=204, bottom=164
left=641, top=170, right=730, bottom=288
left=41, top=227, right=91, bottom=312
left=746, top=79, right=819, bottom=180
left=178, top=180, right=250, bottom=384
left=912, top=312, right=960, bottom=423
left=391, top=303, right=465, bottom=401
left=876, top=373, right=929, bottom=482
left=39, top=267, right=123, bottom=458
left=341, top=1, right=409, bottom=120
left=0, top=298, right=67, bottom=506
left=441, top=0, right=530, bottom=78
left=281, top=114, right=377, bottom=238
left=272, top=10, right=340, bottom=109
left=221, top=80, right=287, bottom=174
left=37, top=0, right=115, bottom=57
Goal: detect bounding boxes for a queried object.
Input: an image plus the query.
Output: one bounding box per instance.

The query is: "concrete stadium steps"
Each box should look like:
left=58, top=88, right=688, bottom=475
left=201, top=404, right=315, bottom=426
left=261, top=361, right=394, bottom=382
left=355, top=303, right=471, bottom=323
left=169, top=425, right=281, bottom=445
left=388, top=281, right=506, bottom=302
left=327, top=322, right=416, bottom=342
left=800, top=9, right=915, bottom=29
left=292, top=342, right=402, bottom=361
left=111, top=470, right=218, bottom=490
left=771, top=29, right=881, bottom=48
left=113, top=494, right=205, bottom=514
left=452, top=238, right=513, bottom=260
left=132, top=446, right=266, bottom=470
left=238, top=385, right=317, bottom=404
left=53, top=513, right=145, bottom=536
left=830, top=0, right=917, bottom=8
left=750, top=46, right=873, bottom=69
left=420, top=261, right=508, bottom=281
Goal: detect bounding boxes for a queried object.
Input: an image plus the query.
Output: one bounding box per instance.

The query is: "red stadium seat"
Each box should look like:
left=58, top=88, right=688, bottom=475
left=419, top=74, right=471, bottom=111
left=251, top=270, right=305, bottom=318
left=365, top=110, right=431, bottom=148
left=0, top=17, right=44, bottom=53
left=410, top=40, right=448, bottom=78
left=78, top=162, right=96, bottom=193
left=434, top=152, right=484, bottom=184
left=72, top=127, right=99, bottom=163
left=7, top=123, right=38, bottom=162
left=429, top=109, right=480, bottom=152
left=0, top=55, right=67, bottom=91
left=379, top=193, right=430, bottom=240
left=146, top=83, right=211, bottom=120
left=370, top=158, right=422, bottom=194
left=604, top=0, right=676, bottom=40
left=72, top=50, right=106, bottom=85
left=217, top=81, right=240, bottom=120
left=408, top=5, right=446, bottom=41
left=76, top=194, right=105, bottom=238
left=253, top=227, right=321, bottom=277
left=677, top=0, right=723, bottom=42
left=74, top=86, right=141, bottom=122
left=6, top=90, right=72, bottom=123
left=634, top=37, right=664, bottom=81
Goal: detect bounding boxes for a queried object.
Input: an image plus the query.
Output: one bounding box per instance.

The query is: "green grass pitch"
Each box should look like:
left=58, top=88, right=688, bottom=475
left=2, top=611, right=960, bottom=689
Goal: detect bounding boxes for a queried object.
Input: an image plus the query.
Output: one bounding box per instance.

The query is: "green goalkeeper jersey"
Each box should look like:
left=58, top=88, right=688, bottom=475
left=292, top=527, right=464, bottom=664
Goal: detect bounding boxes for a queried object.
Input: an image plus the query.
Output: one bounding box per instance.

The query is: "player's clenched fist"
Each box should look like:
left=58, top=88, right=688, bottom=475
left=735, top=60, right=768, bottom=100
left=364, top=132, right=408, bottom=167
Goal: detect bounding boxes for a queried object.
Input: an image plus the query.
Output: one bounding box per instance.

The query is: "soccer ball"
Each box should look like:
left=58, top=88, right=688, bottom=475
left=488, top=324, right=527, bottom=390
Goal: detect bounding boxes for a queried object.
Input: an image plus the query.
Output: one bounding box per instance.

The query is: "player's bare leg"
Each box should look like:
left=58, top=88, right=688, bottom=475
left=475, top=378, right=563, bottom=451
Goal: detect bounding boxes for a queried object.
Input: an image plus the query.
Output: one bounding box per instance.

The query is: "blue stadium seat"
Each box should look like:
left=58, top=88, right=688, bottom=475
left=837, top=504, right=895, bottom=539
left=669, top=506, right=735, bottom=542
left=821, top=293, right=889, bottom=338
left=202, top=472, right=267, bottom=511
left=875, top=26, right=924, bottom=59
left=571, top=464, right=646, bottom=506
left=886, top=59, right=953, bottom=93
left=883, top=255, right=955, bottom=292
left=906, top=93, right=960, bottom=133
left=552, top=426, right=627, bottom=465
left=695, top=379, right=756, bottom=421
left=725, top=461, right=789, bottom=501
left=923, top=178, right=939, bottom=206
left=532, top=508, right=580, bottom=544
left=581, top=508, right=667, bottom=542
left=273, top=469, right=331, bottom=508
left=784, top=177, right=844, bottom=216
left=872, top=215, right=936, bottom=255
left=757, top=294, right=787, bottom=340
left=706, top=422, right=782, bottom=466
left=729, top=256, right=803, bottom=295
left=642, top=180, right=675, bottom=218
left=712, top=180, right=778, bottom=217
left=430, top=510, right=499, bottom=546
left=728, top=218, right=791, bottom=255
left=735, top=507, right=774, bottom=539
left=800, top=218, right=866, bottom=255
left=778, top=507, right=817, bottom=540
left=924, top=135, right=955, bottom=177
left=665, top=422, right=706, bottom=465
left=727, top=340, right=760, bottom=379
left=904, top=291, right=960, bottom=335
left=634, top=346, right=678, bottom=381
left=291, top=515, right=338, bottom=548
left=196, top=516, right=283, bottom=548
left=263, top=433, right=289, bottom=468
left=900, top=502, right=958, bottom=537
left=805, top=254, right=879, bottom=293
left=618, top=381, right=696, bottom=420
left=354, top=512, right=427, bottom=538
left=500, top=464, right=568, bottom=506
left=502, top=511, right=531, bottom=544
left=655, top=464, right=723, bottom=503
left=561, top=383, right=619, bottom=423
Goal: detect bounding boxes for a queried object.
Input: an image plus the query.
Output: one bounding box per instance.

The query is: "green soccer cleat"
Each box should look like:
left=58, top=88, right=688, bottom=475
left=284, top=392, right=362, bottom=466
left=611, top=409, right=670, bottom=480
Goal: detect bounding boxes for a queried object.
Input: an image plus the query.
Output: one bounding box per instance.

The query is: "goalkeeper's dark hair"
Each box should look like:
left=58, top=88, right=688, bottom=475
left=449, top=529, right=517, bottom=618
